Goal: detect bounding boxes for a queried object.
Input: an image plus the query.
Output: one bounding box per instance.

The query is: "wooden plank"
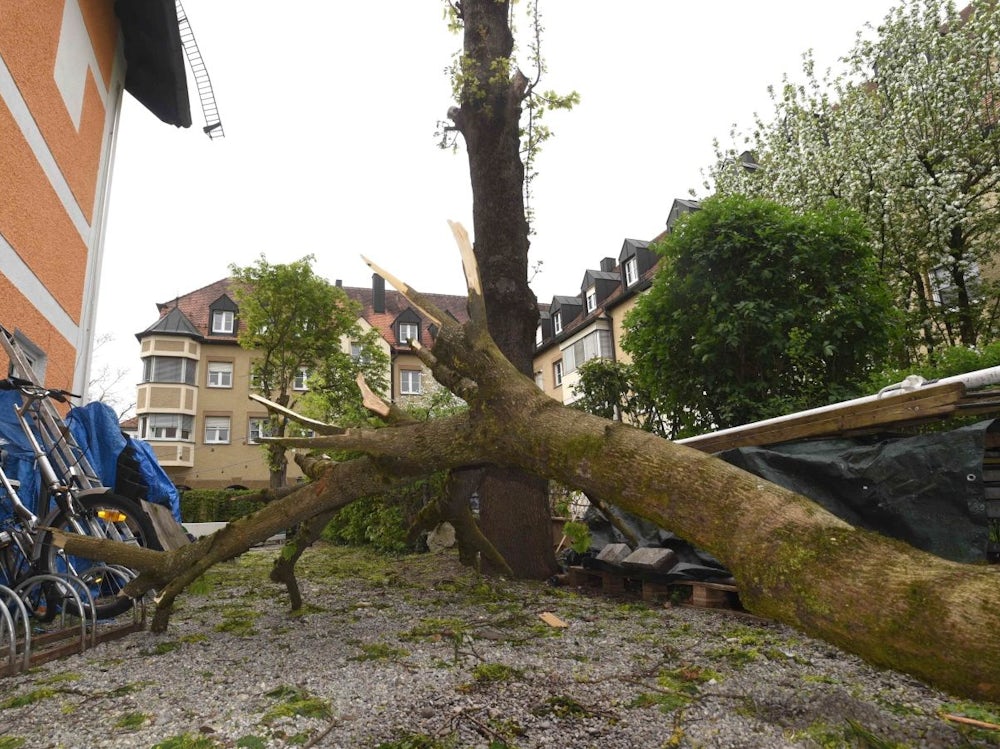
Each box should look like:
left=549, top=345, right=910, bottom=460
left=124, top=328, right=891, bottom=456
left=682, top=382, right=966, bottom=453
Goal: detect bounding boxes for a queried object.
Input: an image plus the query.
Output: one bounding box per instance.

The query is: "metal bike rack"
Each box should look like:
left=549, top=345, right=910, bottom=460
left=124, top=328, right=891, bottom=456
left=0, top=583, right=30, bottom=674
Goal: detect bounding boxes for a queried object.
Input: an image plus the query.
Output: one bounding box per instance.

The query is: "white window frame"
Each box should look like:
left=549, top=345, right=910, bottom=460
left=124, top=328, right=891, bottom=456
left=248, top=417, right=271, bottom=444
left=204, top=416, right=231, bottom=444
left=207, top=361, right=233, bottom=388
left=398, top=322, right=419, bottom=345
left=400, top=369, right=422, bottom=395
left=585, top=288, right=597, bottom=313
left=534, top=371, right=544, bottom=390
left=142, top=414, right=193, bottom=441
left=535, top=325, right=543, bottom=346
left=553, top=311, right=562, bottom=335
left=293, top=366, right=309, bottom=391
left=553, top=360, right=564, bottom=386
left=624, top=257, right=639, bottom=286
left=211, top=310, right=235, bottom=334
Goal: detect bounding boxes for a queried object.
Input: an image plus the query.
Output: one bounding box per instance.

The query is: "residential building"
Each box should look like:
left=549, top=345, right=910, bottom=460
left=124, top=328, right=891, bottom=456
left=135, top=274, right=468, bottom=490
left=532, top=199, right=699, bottom=404
left=1, top=1, right=194, bottom=394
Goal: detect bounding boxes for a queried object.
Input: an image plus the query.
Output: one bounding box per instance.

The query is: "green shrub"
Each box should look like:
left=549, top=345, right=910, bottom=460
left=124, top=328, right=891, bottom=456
left=179, top=489, right=264, bottom=523
left=322, top=473, right=447, bottom=553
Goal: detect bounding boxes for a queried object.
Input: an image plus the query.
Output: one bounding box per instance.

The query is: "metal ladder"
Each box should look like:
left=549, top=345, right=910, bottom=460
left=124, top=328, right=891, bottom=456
left=175, top=0, right=225, bottom=139
left=0, top=326, right=102, bottom=491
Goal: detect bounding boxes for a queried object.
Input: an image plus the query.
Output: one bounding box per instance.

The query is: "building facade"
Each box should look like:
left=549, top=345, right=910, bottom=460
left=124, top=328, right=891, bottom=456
left=532, top=199, right=698, bottom=405
left=134, top=275, right=468, bottom=490
left=1, top=0, right=191, bottom=393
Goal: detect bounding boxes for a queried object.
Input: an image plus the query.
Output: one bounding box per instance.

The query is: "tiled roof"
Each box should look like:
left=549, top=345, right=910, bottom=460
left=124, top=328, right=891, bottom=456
left=140, top=278, right=470, bottom=351
left=341, top=287, right=470, bottom=349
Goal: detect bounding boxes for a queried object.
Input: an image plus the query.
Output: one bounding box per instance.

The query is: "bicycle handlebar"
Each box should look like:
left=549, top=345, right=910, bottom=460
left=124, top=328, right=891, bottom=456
left=0, top=377, right=80, bottom=403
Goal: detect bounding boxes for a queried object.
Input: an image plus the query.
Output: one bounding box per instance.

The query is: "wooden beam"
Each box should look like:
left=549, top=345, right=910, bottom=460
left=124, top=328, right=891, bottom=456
left=682, top=382, right=967, bottom=453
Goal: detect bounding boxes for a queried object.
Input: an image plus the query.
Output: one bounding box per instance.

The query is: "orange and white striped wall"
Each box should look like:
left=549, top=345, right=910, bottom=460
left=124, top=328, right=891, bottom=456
left=0, top=0, right=126, bottom=394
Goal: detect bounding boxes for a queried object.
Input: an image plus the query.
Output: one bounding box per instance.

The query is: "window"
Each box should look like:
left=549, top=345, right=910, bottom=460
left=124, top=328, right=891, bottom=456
left=141, top=414, right=193, bottom=441
left=400, top=369, right=422, bottom=395
left=293, top=367, right=309, bottom=391
left=207, top=361, right=233, bottom=388
left=398, top=322, right=419, bottom=345
left=248, top=417, right=272, bottom=444
left=553, top=311, right=563, bottom=335
left=211, top=310, right=234, bottom=334
left=204, top=416, right=231, bottom=444
left=553, top=360, right=563, bottom=386
left=563, top=329, right=614, bottom=373
left=142, top=356, right=196, bottom=385
left=624, top=256, right=639, bottom=286
left=10, top=330, right=46, bottom=382
left=535, top=326, right=543, bottom=346
left=534, top=371, right=544, bottom=389
left=585, top=288, right=597, bottom=313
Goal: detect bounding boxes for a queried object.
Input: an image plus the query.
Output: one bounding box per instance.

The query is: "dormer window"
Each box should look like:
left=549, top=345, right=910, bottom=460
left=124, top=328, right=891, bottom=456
left=212, top=310, right=234, bottom=334
left=535, top=325, right=543, bottom=346
left=585, top=288, right=597, bottom=313
left=624, top=257, right=638, bottom=286
left=553, top=311, right=563, bottom=335
left=399, top=321, right=419, bottom=345
left=208, top=294, right=239, bottom=336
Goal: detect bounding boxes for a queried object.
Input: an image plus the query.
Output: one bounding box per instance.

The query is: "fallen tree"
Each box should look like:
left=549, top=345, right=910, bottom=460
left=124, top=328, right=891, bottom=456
left=56, top=224, right=1000, bottom=701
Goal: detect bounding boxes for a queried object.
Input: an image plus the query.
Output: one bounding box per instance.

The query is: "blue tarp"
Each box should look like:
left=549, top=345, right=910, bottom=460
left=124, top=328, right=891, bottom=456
left=0, top=391, right=180, bottom=522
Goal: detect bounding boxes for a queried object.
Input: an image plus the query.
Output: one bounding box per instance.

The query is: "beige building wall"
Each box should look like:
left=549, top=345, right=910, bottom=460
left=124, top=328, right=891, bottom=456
left=533, top=345, right=564, bottom=402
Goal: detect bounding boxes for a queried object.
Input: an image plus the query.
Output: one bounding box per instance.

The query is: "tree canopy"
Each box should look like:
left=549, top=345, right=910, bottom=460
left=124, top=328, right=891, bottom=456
left=623, top=195, right=897, bottom=435
left=708, top=0, right=1000, bottom=360
left=230, top=255, right=386, bottom=486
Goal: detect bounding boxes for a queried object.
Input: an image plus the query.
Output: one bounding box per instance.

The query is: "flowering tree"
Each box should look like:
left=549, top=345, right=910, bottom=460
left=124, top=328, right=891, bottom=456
left=708, top=0, right=1000, bottom=359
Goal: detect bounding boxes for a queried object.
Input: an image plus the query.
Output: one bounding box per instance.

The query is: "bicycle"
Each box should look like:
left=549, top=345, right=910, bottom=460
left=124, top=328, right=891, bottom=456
left=0, top=377, right=160, bottom=620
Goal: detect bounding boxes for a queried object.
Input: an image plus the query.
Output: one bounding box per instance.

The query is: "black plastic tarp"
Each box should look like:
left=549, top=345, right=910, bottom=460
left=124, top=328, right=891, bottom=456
left=717, top=420, right=993, bottom=563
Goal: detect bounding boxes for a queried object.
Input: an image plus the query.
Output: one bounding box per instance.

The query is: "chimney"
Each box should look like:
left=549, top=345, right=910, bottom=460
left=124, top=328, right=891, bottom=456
left=335, top=279, right=342, bottom=288
left=373, top=273, right=385, bottom=313
left=600, top=257, right=616, bottom=273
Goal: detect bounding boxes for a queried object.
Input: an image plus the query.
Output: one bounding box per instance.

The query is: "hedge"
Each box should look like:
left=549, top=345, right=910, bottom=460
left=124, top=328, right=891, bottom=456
left=179, top=489, right=265, bottom=524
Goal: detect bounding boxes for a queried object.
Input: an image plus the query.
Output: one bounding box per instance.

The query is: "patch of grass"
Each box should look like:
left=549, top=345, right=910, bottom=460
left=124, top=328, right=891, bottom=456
left=401, top=617, right=469, bottom=641
left=0, top=738, right=26, bottom=749
left=351, top=641, right=410, bottom=662
left=142, top=640, right=181, bottom=656
left=37, top=671, right=80, bottom=685
left=631, top=664, right=721, bottom=714
left=108, top=681, right=154, bottom=697
left=375, top=733, right=455, bottom=749
left=186, top=574, right=213, bottom=595
left=787, top=720, right=906, bottom=749
left=261, top=686, right=332, bottom=724
left=114, top=711, right=150, bottom=729
left=531, top=695, right=593, bottom=719
left=235, top=737, right=267, bottom=749
left=471, top=662, right=523, bottom=683
left=0, top=688, right=56, bottom=709
left=941, top=700, right=1000, bottom=742
left=215, top=605, right=260, bottom=637
left=150, top=735, right=222, bottom=749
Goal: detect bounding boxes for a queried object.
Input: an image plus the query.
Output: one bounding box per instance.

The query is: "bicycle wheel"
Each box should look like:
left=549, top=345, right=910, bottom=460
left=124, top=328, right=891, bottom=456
left=37, top=493, right=158, bottom=619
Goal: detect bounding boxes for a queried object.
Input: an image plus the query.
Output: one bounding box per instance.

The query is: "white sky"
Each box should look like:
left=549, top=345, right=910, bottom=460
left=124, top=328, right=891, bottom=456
left=94, top=0, right=901, bottom=408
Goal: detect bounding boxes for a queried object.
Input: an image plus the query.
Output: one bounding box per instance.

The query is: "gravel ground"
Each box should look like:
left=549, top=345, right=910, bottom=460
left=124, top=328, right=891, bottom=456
left=1, top=544, right=998, bottom=749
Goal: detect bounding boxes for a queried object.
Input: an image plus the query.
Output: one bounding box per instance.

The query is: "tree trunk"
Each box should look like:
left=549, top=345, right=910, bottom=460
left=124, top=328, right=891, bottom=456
left=447, top=0, right=556, bottom=579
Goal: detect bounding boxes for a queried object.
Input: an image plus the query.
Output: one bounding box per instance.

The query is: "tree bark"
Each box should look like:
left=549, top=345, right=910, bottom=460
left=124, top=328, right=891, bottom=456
left=447, top=0, right=555, bottom=579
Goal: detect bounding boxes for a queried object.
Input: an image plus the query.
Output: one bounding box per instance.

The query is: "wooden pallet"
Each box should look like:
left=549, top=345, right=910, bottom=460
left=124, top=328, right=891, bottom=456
left=566, top=566, right=740, bottom=609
